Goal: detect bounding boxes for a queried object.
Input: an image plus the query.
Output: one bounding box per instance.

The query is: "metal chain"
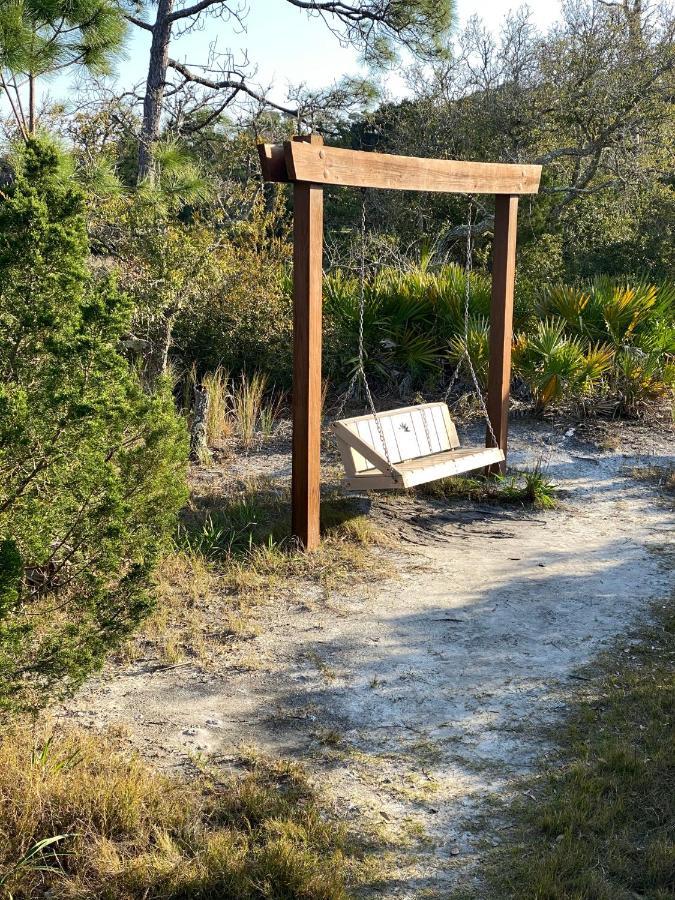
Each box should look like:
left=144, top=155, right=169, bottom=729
left=443, top=198, right=499, bottom=448
left=333, top=190, right=395, bottom=477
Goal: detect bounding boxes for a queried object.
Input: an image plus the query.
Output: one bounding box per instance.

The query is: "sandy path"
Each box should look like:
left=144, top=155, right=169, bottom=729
left=59, top=422, right=674, bottom=896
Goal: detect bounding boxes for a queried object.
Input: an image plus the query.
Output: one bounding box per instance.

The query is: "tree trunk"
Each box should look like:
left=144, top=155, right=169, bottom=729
left=190, top=382, right=212, bottom=463
left=143, top=311, right=175, bottom=384
left=138, top=0, right=175, bottom=182
left=28, top=74, right=35, bottom=135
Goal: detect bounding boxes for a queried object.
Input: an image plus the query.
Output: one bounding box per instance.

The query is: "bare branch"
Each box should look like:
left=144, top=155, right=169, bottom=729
left=125, top=13, right=153, bottom=32
left=167, top=58, right=300, bottom=117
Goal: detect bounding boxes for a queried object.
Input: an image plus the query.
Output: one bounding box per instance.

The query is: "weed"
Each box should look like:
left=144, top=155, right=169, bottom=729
left=305, top=650, right=337, bottom=682
left=420, top=467, right=558, bottom=509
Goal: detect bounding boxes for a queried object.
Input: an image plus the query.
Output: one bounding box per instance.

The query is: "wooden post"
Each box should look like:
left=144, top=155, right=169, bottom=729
left=486, top=194, right=518, bottom=474
left=292, top=135, right=324, bottom=549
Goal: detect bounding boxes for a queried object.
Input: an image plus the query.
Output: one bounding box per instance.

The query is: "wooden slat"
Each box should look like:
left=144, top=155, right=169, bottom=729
left=336, top=402, right=458, bottom=469
left=280, top=141, right=541, bottom=195
left=486, top=194, right=519, bottom=475
left=342, top=447, right=505, bottom=491
left=291, top=180, right=324, bottom=550
left=396, top=447, right=504, bottom=472
left=332, top=421, right=395, bottom=475
left=399, top=448, right=505, bottom=488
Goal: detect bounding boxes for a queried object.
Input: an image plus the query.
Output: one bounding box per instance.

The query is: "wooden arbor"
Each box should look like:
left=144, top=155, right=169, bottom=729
left=258, top=135, right=542, bottom=550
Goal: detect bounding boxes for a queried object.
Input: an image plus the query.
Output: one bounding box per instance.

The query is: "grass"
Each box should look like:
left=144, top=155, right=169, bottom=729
left=202, top=366, right=234, bottom=446
left=0, top=727, right=359, bottom=899
left=130, top=478, right=392, bottom=666
left=230, top=372, right=282, bottom=449
left=179, top=477, right=390, bottom=569
left=453, top=597, right=675, bottom=900
left=419, top=466, right=558, bottom=509
left=627, top=464, right=675, bottom=500
left=187, top=368, right=284, bottom=453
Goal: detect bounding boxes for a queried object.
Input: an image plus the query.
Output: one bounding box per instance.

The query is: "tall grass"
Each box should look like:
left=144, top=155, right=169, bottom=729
left=185, top=369, right=284, bottom=452
left=202, top=366, right=233, bottom=445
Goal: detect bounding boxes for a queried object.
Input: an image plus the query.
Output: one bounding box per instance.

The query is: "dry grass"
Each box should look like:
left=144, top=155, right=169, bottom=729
left=202, top=366, right=234, bottom=446
left=0, top=727, right=358, bottom=899
left=230, top=373, right=269, bottom=449
left=129, top=478, right=393, bottom=666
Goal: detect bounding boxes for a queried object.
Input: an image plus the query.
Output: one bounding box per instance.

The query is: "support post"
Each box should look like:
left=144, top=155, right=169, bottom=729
left=486, top=194, right=518, bottom=474
left=291, top=137, right=324, bottom=549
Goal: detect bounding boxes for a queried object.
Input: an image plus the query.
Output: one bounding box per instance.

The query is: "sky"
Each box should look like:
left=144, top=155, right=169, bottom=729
left=53, top=0, right=563, bottom=106
left=3, top=0, right=564, bottom=117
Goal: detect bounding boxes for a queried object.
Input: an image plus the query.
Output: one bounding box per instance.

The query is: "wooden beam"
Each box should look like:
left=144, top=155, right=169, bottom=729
left=291, top=175, right=324, bottom=550
left=486, top=194, right=519, bottom=474
left=257, top=142, right=288, bottom=182
left=276, top=141, right=541, bottom=194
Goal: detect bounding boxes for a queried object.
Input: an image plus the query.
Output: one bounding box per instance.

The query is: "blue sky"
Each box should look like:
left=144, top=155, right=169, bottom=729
left=25, top=1, right=563, bottom=111
left=82, top=1, right=560, bottom=98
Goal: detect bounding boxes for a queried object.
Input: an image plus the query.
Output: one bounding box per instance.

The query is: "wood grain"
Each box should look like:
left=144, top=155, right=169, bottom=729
left=486, top=194, right=519, bottom=474
left=280, top=141, right=541, bottom=194
left=291, top=180, right=324, bottom=550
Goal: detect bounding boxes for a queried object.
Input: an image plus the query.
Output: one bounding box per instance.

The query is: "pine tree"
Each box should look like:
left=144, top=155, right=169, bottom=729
left=0, top=139, right=188, bottom=713
left=0, top=0, right=127, bottom=136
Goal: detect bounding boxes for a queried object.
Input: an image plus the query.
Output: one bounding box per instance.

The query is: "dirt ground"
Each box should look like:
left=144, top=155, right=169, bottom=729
left=58, top=417, right=674, bottom=896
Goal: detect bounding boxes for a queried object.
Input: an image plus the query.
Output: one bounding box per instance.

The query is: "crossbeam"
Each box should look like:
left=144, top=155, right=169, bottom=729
left=258, top=141, right=541, bottom=195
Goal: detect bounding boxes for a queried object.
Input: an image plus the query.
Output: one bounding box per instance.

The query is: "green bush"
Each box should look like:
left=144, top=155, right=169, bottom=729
left=524, top=278, right=675, bottom=413
left=173, top=244, right=293, bottom=386
left=0, top=140, right=188, bottom=713
left=323, top=263, right=493, bottom=392
left=322, top=265, right=674, bottom=413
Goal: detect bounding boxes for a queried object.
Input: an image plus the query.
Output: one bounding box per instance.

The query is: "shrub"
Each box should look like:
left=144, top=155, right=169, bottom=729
left=532, top=278, right=675, bottom=413
left=0, top=140, right=188, bottom=713
left=323, top=263, right=491, bottom=392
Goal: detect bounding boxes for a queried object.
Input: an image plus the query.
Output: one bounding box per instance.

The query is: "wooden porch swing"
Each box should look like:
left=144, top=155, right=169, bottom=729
left=258, top=136, right=542, bottom=549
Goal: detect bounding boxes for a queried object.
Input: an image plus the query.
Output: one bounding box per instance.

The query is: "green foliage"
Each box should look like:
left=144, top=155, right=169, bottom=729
left=321, top=263, right=673, bottom=414
left=323, top=263, right=490, bottom=392
left=0, top=0, right=127, bottom=137
left=0, top=0, right=126, bottom=77
left=513, top=320, right=614, bottom=410
left=421, top=467, right=558, bottom=509
left=528, top=279, right=675, bottom=412
left=0, top=139, right=188, bottom=713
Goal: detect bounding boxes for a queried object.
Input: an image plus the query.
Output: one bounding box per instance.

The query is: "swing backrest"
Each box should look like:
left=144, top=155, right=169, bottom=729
left=334, top=402, right=460, bottom=475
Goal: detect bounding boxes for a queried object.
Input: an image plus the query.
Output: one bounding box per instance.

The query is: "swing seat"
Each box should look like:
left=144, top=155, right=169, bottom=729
left=333, top=402, right=504, bottom=490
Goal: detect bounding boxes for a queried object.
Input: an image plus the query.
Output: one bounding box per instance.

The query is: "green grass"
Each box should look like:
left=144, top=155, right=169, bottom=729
left=0, top=729, right=361, bottom=899
left=419, top=467, right=558, bottom=509
left=454, top=598, right=675, bottom=900
left=178, top=478, right=389, bottom=561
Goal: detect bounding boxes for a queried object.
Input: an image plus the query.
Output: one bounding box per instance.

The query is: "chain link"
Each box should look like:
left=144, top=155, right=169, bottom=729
left=333, top=190, right=395, bottom=478
left=443, top=198, right=499, bottom=448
